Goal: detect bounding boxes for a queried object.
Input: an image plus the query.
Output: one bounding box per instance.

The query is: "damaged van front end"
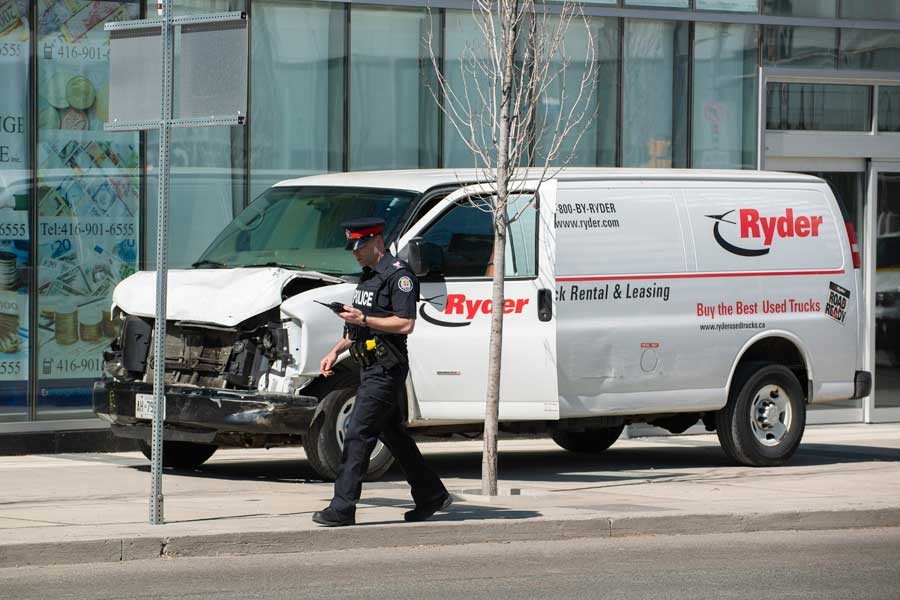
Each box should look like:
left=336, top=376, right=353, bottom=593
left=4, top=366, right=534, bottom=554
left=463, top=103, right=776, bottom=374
left=93, top=266, right=346, bottom=459
left=92, top=183, right=420, bottom=471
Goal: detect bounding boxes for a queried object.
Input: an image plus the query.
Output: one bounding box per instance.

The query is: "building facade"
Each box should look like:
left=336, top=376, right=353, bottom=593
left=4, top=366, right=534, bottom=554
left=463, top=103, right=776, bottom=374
left=1, top=0, right=899, bottom=436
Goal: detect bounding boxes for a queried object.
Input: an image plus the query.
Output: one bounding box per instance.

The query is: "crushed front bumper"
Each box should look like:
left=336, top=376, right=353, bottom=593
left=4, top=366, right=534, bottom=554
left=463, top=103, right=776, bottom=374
left=93, top=380, right=319, bottom=442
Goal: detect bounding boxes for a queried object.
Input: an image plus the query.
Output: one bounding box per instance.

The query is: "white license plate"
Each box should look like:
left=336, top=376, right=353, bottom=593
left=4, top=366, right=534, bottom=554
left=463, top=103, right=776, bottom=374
left=135, top=393, right=165, bottom=421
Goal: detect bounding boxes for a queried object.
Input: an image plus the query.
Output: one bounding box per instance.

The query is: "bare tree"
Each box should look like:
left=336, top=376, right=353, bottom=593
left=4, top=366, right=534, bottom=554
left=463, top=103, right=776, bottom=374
left=425, top=0, right=598, bottom=495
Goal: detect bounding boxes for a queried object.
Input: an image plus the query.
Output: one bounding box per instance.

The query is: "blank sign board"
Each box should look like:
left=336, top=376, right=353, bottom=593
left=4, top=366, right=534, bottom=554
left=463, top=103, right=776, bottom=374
left=108, top=27, right=163, bottom=125
left=106, top=15, right=248, bottom=128
left=180, top=20, right=248, bottom=119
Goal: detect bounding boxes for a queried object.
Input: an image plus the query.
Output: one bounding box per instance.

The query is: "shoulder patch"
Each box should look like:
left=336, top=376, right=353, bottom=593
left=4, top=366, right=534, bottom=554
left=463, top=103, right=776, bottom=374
left=397, top=276, right=414, bottom=293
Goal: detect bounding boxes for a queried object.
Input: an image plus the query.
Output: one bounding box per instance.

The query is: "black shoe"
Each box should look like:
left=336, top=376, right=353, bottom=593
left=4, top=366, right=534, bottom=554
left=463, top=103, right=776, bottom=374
left=405, top=493, right=452, bottom=522
left=312, top=507, right=355, bottom=527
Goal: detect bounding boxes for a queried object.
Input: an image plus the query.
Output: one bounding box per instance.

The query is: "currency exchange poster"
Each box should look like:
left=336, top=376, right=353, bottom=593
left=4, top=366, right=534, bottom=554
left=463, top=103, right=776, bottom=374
left=0, top=0, right=30, bottom=419
left=36, top=0, right=139, bottom=400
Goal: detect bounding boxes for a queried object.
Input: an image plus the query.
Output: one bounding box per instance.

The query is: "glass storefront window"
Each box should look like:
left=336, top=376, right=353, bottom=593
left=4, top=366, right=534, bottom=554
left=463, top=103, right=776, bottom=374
left=0, top=0, right=30, bottom=421
left=144, top=0, right=248, bottom=271
left=624, top=0, right=690, bottom=7
left=535, top=16, right=618, bottom=167
left=250, top=0, right=345, bottom=198
left=840, top=29, right=900, bottom=72
left=766, top=83, right=872, bottom=131
left=879, top=86, right=900, bottom=132
left=36, top=0, right=140, bottom=419
left=693, top=23, right=757, bottom=169
left=443, top=10, right=494, bottom=168
left=875, top=171, right=900, bottom=410
left=840, top=2, right=900, bottom=22
left=622, top=19, right=689, bottom=168
left=349, top=6, right=438, bottom=171
left=696, top=0, right=758, bottom=11
left=144, top=128, right=245, bottom=270
left=763, top=26, right=838, bottom=69
left=802, top=171, right=864, bottom=412
left=761, top=0, right=835, bottom=18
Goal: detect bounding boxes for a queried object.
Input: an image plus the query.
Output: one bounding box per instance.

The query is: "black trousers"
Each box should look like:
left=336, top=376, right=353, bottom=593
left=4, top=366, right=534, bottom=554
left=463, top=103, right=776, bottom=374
left=329, top=363, right=447, bottom=516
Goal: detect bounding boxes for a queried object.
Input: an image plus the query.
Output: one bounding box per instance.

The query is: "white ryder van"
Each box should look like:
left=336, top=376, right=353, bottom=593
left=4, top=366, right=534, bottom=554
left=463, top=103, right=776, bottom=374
left=94, top=169, right=870, bottom=478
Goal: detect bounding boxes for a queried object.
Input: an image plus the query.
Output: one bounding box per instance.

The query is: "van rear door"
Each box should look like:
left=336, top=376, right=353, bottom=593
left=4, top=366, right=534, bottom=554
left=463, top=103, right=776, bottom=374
left=400, top=181, right=559, bottom=421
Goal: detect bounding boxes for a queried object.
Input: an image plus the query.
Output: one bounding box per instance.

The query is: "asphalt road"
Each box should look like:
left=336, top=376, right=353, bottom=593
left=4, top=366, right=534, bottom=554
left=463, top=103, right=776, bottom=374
left=2, top=528, right=899, bottom=599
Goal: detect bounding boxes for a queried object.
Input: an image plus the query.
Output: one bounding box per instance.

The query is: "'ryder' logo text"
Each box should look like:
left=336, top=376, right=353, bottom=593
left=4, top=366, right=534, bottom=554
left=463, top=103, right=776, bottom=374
left=706, top=208, right=823, bottom=257
left=418, top=293, right=529, bottom=327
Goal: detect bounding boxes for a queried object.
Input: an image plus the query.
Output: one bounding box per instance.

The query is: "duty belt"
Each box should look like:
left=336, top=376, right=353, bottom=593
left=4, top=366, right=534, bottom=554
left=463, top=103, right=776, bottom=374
left=349, top=339, right=377, bottom=367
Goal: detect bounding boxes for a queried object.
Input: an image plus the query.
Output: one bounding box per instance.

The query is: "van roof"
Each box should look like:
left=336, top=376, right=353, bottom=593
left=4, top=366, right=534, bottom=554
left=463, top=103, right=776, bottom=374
left=273, top=168, right=823, bottom=194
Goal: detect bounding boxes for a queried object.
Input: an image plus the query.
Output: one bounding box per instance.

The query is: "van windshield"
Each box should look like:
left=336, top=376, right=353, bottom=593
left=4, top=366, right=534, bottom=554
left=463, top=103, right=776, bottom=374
left=195, top=186, right=418, bottom=275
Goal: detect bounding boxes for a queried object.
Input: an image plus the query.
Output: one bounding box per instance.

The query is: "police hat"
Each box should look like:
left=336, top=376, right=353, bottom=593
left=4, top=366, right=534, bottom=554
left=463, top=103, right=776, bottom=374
left=341, top=217, right=385, bottom=250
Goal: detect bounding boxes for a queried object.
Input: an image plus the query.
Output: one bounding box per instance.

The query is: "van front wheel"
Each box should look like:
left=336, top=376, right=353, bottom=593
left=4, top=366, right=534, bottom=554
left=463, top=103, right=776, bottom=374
left=304, top=384, right=395, bottom=482
left=716, top=363, right=806, bottom=467
left=551, top=425, right=625, bottom=454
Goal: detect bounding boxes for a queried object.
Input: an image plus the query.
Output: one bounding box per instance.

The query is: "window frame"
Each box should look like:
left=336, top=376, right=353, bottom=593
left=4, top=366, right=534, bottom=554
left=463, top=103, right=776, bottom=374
left=415, top=191, right=542, bottom=283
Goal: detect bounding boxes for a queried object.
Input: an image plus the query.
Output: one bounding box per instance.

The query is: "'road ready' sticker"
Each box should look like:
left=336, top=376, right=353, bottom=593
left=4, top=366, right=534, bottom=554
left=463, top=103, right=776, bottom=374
left=825, top=281, right=850, bottom=324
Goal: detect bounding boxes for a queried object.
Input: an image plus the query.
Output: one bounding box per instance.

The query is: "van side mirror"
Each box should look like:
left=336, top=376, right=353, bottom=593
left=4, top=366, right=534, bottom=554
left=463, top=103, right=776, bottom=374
left=399, top=238, right=428, bottom=277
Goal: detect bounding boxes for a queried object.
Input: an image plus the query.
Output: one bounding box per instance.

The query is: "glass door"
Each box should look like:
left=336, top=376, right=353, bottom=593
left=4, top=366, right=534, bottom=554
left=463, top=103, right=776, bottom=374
left=762, top=162, right=867, bottom=424
left=870, top=162, right=900, bottom=422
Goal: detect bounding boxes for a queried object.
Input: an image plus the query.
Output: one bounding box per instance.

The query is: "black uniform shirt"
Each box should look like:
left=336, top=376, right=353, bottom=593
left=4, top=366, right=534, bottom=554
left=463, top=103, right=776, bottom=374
left=350, top=252, right=419, bottom=355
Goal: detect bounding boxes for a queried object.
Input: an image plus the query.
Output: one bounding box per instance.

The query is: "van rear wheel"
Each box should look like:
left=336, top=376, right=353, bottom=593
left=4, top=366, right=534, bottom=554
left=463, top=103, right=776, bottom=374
left=551, top=425, right=625, bottom=453
left=716, top=362, right=806, bottom=467
left=304, top=383, right=395, bottom=482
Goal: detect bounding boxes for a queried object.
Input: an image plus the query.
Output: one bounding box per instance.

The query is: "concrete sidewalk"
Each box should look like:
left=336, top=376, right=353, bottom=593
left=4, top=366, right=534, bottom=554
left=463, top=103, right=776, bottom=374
left=1, top=423, right=898, bottom=567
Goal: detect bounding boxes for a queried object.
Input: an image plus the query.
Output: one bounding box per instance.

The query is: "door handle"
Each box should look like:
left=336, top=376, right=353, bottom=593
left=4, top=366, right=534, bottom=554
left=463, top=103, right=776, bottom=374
left=537, top=288, right=552, bottom=322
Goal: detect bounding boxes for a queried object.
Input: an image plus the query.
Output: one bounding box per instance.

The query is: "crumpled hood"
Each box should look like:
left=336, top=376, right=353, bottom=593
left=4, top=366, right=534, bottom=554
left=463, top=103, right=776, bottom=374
left=112, top=268, right=340, bottom=327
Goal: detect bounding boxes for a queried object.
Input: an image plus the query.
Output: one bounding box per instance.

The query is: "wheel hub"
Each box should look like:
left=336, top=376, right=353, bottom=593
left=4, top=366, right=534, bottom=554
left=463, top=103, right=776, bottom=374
left=757, top=401, right=780, bottom=429
left=335, top=396, right=385, bottom=460
left=749, top=384, right=792, bottom=447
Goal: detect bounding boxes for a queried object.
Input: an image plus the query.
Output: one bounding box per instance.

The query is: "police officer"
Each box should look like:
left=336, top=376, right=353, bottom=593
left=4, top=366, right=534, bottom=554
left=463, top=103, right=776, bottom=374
left=312, top=217, right=451, bottom=527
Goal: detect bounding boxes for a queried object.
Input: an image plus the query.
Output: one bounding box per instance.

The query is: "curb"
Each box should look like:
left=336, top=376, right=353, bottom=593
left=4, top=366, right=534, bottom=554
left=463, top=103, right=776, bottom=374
left=2, top=507, right=899, bottom=568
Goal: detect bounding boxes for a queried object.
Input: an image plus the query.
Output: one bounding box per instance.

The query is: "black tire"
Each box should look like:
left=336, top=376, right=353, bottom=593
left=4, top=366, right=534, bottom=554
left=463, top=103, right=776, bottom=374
left=137, top=440, right=218, bottom=469
left=715, top=362, right=806, bottom=467
left=551, top=424, right=625, bottom=453
left=304, top=381, right=395, bottom=482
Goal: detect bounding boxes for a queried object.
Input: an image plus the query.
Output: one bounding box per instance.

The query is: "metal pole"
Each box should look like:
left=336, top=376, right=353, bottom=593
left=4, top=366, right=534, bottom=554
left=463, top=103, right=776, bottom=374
left=150, top=0, right=175, bottom=525
left=757, top=66, right=765, bottom=171
left=863, top=161, right=877, bottom=424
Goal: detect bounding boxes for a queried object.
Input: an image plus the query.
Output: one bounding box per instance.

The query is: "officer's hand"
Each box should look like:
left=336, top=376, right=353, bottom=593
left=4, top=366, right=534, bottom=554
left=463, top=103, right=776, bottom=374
left=337, top=306, right=365, bottom=325
left=320, top=351, right=338, bottom=377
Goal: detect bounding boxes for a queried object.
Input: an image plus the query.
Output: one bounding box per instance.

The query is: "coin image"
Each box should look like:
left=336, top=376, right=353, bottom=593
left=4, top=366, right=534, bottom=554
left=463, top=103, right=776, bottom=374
left=0, top=0, right=24, bottom=38
left=66, top=75, right=96, bottom=110
left=0, top=251, right=17, bottom=290
left=45, top=71, right=71, bottom=109
left=0, top=311, right=19, bottom=352
left=54, top=304, right=79, bottom=346
left=79, top=308, right=102, bottom=343
left=60, top=107, right=88, bottom=130
left=0, top=332, right=18, bottom=354
left=93, top=84, right=109, bottom=123
left=39, top=107, right=60, bottom=129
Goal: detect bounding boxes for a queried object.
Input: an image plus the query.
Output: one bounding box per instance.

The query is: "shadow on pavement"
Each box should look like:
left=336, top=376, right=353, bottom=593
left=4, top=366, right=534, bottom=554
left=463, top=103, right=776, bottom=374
left=357, top=497, right=542, bottom=523
left=124, top=439, right=899, bottom=486
left=128, top=456, right=327, bottom=484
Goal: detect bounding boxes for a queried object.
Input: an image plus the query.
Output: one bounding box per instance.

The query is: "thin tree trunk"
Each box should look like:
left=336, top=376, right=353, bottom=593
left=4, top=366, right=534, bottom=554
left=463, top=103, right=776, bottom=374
left=482, top=220, right=506, bottom=495
left=482, top=0, right=518, bottom=496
